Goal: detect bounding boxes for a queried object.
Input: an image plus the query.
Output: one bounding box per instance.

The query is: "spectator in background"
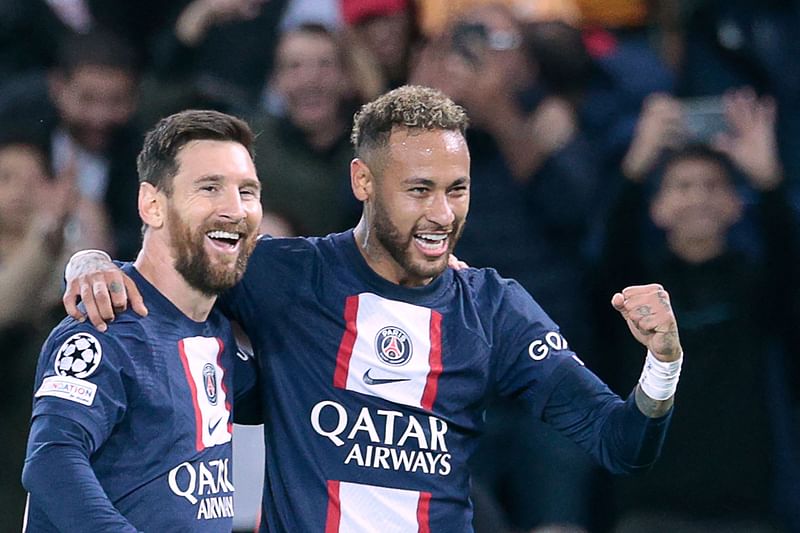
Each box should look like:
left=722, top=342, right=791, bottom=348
left=250, top=23, right=361, bottom=236
left=144, top=0, right=290, bottom=115
left=0, top=131, right=98, bottom=529
left=2, top=29, right=145, bottom=260
left=340, top=0, right=420, bottom=100
left=673, top=1, right=800, bottom=215
left=596, top=89, right=796, bottom=533
left=413, top=4, right=604, bottom=531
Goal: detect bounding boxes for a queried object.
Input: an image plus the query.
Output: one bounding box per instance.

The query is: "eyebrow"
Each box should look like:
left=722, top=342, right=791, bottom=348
left=401, top=176, right=470, bottom=187
left=195, top=174, right=261, bottom=190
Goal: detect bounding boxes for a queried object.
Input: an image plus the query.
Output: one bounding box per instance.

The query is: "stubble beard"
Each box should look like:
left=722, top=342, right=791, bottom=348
left=371, top=194, right=464, bottom=283
left=167, top=205, right=257, bottom=296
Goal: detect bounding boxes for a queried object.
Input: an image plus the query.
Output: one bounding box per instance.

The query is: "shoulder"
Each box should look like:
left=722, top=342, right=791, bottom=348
left=452, top=266, right=556, bottom=327
left=248, top=234, right=339, bottom=268
left=43, top=311, right=146, bottom=367
left=453, top=266, right=538, bottom=305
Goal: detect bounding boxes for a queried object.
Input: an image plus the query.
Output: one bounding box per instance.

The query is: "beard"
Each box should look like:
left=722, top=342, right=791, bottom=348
left=167, top=204, right=257, bottom=296
left=372, top=193, right=464, bottom=283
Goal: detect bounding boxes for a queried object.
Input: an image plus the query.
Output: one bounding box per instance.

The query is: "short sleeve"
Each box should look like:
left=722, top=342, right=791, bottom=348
left=32, top=325, right=134, bottom=452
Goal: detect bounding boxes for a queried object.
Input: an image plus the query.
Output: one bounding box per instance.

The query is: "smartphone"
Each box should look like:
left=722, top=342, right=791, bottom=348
left=451, top=22, right=488, bottom=67
left=681, top=96, right=727, bottom=141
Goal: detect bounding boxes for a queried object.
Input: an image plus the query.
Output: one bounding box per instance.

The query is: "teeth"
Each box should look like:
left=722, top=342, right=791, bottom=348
left=417, top=233, right=447, bottom=241
left=207, top=230, right=240, bottom=240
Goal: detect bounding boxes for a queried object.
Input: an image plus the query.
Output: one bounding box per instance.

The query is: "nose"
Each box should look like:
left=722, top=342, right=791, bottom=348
left=427, top=192, right=455, bottom=227
left=218, top=186, right=247, bottom=222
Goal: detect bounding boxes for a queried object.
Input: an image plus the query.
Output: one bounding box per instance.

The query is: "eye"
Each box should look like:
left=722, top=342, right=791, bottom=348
left=240, top=187, right=259, bottom=198
left=200, top=184, right=219, bottom=193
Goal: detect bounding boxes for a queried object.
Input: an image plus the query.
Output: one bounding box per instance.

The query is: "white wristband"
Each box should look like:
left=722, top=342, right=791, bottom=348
left=638, top=350, right=682, bottom=401
left=65, top=249, right=112, bottom=282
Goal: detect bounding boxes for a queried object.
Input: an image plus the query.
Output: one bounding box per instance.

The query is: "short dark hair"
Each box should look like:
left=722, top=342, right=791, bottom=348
left=136, top=109, right=255, bottom=194
left=56, top=28, right=140, bottom=76
left=350, top=85, right=468, bottom=162
left=0, top=127, right=52, bottom=178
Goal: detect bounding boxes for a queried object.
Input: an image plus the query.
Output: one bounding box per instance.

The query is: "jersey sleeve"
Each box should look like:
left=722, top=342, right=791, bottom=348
left=490, top=278, right=582, bottom=416
left=22, top=415, right=140, bottom=532
left=31, top=324, right=135, bottom=451
left=490, top=279, right=672, bottom=473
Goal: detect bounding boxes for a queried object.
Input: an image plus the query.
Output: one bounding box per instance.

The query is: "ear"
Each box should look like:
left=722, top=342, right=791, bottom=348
left=720, top=188, right=744, bottom=227
left=350, top=158, right=374, bottom=202
left=47, top=71, right=66, bottom=106
left=138, top=182, right=165, bottom=229
left=649, top=191, right=671, bottom=230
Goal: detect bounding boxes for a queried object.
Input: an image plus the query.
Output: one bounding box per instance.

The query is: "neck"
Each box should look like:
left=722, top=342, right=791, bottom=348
left=134, top=238, right=216, bottom=322
left=666, top=233, right=726, bottom=264
left=353, top=218, right=434, bottom=287
left=0, top=227, right=24, bottom=258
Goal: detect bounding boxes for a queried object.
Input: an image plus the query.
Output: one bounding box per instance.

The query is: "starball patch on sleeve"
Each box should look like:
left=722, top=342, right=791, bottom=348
left=53, top=332, right=103, bottom=379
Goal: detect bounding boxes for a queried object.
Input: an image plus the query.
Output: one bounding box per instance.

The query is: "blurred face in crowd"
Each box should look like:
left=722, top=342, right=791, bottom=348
left=650, top=156, right=742, bottom=243
left=354, top=128, right=470, bottom=286
left=0, top=144, right=49, bottom=233
left=273, top=30, right=349, bottom=132
left=51, top=65, right=138, bottom=153
left=157, top=140, right=262, bottom=295
left=452, top=5, right=528, bottom=90
left=354, top=11, right=412, bottom=80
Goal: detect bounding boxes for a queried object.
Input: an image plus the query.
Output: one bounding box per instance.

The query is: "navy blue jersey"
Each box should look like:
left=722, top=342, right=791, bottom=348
left=25, top=264, right=257, bottom=532
left=220, top=231, right=670, bottom=533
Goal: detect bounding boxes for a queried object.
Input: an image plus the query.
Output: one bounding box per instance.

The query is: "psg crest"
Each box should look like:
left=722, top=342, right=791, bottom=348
left=54, top=332, right=102, bottom=379
left=374, top=326, right=413, bottom=366
left=203, top=363, right=218, bottom=405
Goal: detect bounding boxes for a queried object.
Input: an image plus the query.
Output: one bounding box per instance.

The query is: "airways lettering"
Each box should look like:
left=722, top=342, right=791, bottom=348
left=310, top=400, right=452, bottom=476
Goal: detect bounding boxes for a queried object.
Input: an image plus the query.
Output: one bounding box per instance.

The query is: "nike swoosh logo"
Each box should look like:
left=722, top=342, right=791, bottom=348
left=363, top=369, right=411, bottom=386
left=208, top=417, right=223, bottom=434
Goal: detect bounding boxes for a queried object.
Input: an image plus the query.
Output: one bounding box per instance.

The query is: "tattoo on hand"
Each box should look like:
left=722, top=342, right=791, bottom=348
left=637, top=305, right=653, bottom=317
left=657, top=290, right=671, bottom=311
left=109, top=281, right=123, bottom=294
left=75, top=256, right=115, bottom=277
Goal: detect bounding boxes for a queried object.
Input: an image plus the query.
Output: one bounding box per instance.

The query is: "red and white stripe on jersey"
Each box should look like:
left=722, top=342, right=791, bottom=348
left=178, top=336, right=232, bottom=451
left=325, top=480, right=431, bottom=533
left=334, top=293, right=443, bottom=411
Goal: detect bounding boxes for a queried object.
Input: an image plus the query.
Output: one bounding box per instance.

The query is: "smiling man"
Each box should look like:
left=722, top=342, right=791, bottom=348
left=65, top=86, right=684, bottom=533
left=22, top=110, right=262, bottom=532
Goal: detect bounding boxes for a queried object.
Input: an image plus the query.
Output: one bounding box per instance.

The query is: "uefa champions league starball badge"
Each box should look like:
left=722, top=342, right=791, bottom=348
left=54, top=332, right=103, bottom=379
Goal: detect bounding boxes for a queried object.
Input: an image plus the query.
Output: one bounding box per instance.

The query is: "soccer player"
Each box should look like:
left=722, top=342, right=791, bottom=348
left=64, top=86, right=684, bottom=532
left=23, top=110, right=263, bottom=531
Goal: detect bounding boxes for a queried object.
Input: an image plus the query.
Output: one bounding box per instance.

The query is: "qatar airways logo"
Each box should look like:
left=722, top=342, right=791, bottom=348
left=310, top=400, right=452, bottom=476
left=168, top=458, right=234, bottom=520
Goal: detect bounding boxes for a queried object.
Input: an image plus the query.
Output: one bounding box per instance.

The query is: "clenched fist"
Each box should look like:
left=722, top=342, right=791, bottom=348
left=611, top=284, right=682, bottom=362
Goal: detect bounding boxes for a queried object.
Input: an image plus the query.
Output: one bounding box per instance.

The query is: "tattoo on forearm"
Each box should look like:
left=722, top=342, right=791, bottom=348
left=634, top=385, right=674, bottom=418
left=657, top=330, right=681, bottom=357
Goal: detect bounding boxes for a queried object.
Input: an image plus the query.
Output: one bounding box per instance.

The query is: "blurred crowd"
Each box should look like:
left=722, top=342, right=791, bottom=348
left=2, top=0, right=800, bottom=531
